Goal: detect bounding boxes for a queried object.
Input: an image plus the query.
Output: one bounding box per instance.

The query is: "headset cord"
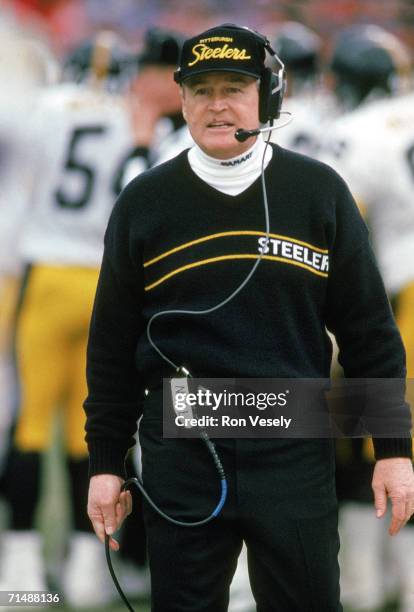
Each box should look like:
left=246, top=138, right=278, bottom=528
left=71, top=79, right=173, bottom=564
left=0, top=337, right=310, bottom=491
left=105, top=133, right=272, bottom=611
left=146, top=130, right=272, bottom=371
left=105, top=535, right=135, bottom=612
left=105, top=430, right=227, bottom=611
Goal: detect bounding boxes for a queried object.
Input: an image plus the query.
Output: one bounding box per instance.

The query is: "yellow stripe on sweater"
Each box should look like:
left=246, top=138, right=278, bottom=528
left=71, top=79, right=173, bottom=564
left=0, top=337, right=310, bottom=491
left=145, top=253, right=328, bottom=291
left=144, top=231, right=328, bottom=268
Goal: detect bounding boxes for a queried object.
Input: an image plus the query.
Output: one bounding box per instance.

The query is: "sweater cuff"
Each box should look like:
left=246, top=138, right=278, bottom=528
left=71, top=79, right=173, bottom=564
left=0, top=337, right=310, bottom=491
left=87, top=439, right=130, bottom=478
left=372, top=437, right=413, bottom=461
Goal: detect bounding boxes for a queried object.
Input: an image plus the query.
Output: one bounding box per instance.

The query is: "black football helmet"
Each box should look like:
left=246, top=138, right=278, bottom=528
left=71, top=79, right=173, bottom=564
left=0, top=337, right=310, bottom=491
left=63, top=31, right=135, bottom=91
left=137, top=27, right=186, bottom=68
left=272, top=21, right=322, bottom=79
left=330, top=24, right=411, bottom=109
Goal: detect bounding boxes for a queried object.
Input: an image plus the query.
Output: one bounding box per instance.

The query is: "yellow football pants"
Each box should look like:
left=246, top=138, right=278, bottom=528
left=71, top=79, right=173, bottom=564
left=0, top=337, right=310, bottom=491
left=14, top=265, right=99, bottom=458
left=396, top=281, right=414, bottom=422
left=396, top=281, right=414, bottom=379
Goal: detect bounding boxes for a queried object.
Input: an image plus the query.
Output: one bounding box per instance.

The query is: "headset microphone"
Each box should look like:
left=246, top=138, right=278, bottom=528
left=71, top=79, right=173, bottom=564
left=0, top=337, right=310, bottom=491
left=235, top=111, right=293, bottom=142
left=235, top=125, right=274, bottom=143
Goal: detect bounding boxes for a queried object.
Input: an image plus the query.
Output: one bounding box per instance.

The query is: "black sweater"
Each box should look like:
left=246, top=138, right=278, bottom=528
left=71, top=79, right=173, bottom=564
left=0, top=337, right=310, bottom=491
left=84, top=144, right=412, bottom=476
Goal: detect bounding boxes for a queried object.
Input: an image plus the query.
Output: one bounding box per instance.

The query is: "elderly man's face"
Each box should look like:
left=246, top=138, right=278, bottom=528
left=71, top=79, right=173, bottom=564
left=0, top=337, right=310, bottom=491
left=181, top=71, right=259, bottom=159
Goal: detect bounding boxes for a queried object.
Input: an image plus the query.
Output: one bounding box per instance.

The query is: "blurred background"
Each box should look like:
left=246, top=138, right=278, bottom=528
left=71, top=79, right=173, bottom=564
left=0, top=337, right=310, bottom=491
left=2, top=0, right=414, bottom=56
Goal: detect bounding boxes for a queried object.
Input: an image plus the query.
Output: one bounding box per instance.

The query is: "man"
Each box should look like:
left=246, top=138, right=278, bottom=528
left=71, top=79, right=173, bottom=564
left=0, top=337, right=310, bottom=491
left=0, top=21, right=59, bottom=596
left=0, top=23, right=58, bottom=475
left=119, top=27, right=191, bottom=187
left=270, top=21, right=338, bottom=159
left=85, top=24, right=414, bottom=612
left=329, top=24, right=411, bottom=113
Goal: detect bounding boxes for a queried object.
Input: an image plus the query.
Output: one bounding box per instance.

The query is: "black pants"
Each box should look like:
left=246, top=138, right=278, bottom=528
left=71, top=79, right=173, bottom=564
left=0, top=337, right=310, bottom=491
left=139, top=402, right=342, bottom=612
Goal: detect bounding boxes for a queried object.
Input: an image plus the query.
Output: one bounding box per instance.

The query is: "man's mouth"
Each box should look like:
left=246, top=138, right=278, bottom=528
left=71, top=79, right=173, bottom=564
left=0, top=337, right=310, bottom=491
left=207, top=121, right=234, bottom=129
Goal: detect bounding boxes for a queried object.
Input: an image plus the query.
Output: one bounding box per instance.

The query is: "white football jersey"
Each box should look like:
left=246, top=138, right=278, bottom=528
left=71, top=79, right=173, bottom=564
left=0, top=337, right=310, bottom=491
left=155, top=123, right=193, bottom=165
left=19, top=82, right=136, bottom=267
left=321, top=92, right=414, bottom=295
left=0, top=96, right=38, bottom=276
left=0, top=25, right=59, bottom=277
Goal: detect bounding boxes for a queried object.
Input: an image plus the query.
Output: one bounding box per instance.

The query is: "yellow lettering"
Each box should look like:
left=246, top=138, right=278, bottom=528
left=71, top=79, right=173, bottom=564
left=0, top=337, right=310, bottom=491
left=200, top=37, right=233, bottom=43
left=188, top=43, right=251, bottom=67
left=188, top=43, right=204, bottom=67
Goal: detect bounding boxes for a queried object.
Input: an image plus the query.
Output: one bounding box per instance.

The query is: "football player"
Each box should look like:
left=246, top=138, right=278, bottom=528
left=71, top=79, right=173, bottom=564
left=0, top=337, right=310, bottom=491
left=330, top=23, right=411, bottom=112
left=268, top=21, right=338, bottom=159
left=120, top=26, right=192, bottom=187
left=0, top=18, right=58, bottom=487
left=323, top=25, right=413, bottom=612
left=0, top=30, right=137, bottom=606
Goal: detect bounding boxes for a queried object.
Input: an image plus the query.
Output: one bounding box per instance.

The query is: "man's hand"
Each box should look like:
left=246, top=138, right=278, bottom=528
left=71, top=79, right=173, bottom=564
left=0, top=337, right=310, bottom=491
left=127, top=66, right=181, bottom=146
left=372, top=457, right=414, bottom=535
left=87, top=474, right=133, bottom=551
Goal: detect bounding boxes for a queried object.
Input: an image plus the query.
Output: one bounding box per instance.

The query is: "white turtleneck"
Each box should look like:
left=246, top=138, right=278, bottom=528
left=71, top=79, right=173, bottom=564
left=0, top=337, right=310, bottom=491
left=187, top=137, right=273, bottom=196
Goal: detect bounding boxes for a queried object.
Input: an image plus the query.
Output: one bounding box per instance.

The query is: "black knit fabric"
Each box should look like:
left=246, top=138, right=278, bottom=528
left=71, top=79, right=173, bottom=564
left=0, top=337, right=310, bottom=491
left=84, top=144, right=412, bottom=476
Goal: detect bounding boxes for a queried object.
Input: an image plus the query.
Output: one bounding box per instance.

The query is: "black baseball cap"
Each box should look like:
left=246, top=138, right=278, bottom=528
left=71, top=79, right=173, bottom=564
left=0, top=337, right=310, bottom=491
left=138, top=27, right=186, bottom=67
left=174, top=23, right=267, bottom=83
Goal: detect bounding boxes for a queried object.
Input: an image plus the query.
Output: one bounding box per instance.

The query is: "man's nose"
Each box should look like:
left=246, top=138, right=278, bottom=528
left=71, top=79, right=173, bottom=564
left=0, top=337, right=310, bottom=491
left=207, top=94, right=228, bottom=112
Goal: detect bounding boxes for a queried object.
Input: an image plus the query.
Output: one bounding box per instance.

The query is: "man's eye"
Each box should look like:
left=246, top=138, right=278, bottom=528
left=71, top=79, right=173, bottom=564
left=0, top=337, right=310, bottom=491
left=194, top=88, right=208, bottom=95
left=227, top=87, right=242, bottom=94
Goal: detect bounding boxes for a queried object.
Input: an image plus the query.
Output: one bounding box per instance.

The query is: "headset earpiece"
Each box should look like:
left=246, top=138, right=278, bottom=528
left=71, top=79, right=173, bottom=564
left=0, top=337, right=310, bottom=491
left=258, top=68, right=273, bottom=124
left=258, top=67, right=285, bottom=124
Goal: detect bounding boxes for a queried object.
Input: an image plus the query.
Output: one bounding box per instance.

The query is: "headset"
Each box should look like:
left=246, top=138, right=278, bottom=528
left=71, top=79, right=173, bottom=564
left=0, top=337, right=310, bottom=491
left=174, top=23, right=286, bottom=125
left=239, top=25, right=287, bottom=124
left=259, top=68, right=286, bottom=124
left=223, top=25, right=288, bottom=142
